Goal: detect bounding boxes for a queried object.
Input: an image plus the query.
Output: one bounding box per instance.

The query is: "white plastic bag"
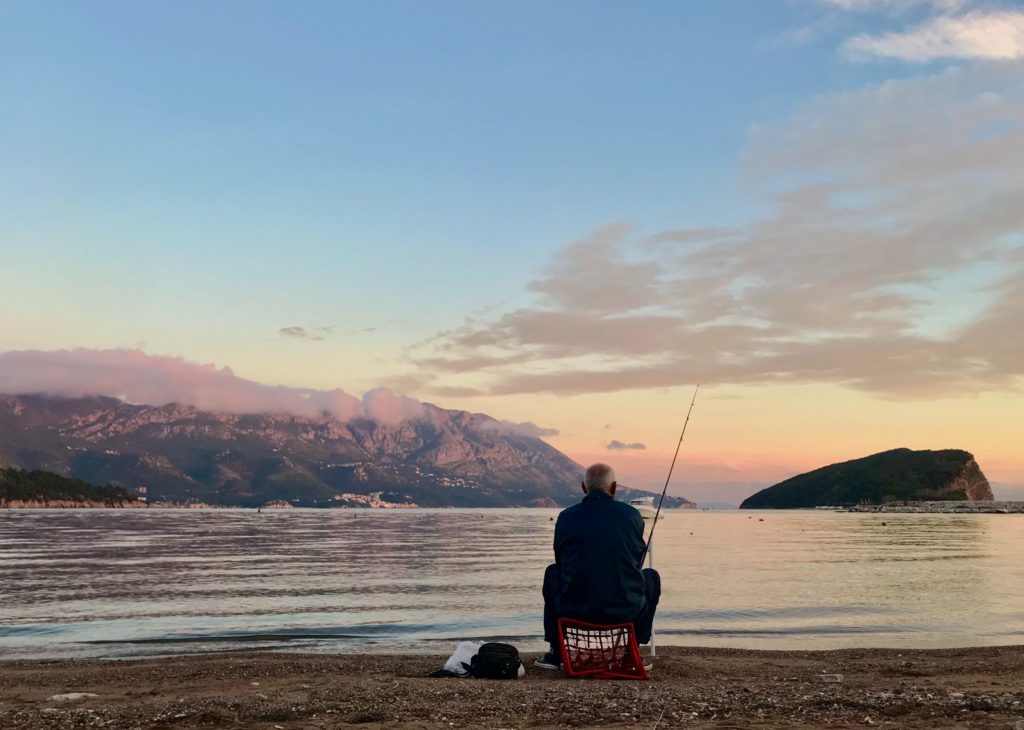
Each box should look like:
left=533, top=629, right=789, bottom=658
left=443, top=640, right=484, bottom=676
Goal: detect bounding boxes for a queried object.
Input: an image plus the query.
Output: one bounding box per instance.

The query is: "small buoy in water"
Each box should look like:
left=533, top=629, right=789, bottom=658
left=549, top=516, right=554, bottom=521
left=881, top=521, right=887, bottom=526
left=758, top=518, right=764, bottom=522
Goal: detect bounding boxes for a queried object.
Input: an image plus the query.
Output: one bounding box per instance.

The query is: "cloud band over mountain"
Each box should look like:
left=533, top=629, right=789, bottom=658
left=0, top=349, right=424, bottom=425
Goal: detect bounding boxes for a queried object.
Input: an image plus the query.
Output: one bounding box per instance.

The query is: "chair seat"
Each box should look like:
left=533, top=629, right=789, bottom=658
left=557, top=618, right=648, bottom=680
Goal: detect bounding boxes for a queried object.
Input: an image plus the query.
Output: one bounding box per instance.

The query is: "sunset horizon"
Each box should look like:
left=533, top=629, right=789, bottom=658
left=1, top=346, right=1021, bottom=504
left=4, top=1, right=1023, bottom=504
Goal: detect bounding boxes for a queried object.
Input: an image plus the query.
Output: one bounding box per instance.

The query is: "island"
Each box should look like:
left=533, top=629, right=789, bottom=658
left=739, top=448, right=993, bottom=509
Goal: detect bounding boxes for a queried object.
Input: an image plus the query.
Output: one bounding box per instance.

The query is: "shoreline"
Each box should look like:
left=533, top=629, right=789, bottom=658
left=2, top=647, right=1023, bottom=729
left=0, top=499, right=149, bottom=509
left=844, top=500, right=1024, bottom=514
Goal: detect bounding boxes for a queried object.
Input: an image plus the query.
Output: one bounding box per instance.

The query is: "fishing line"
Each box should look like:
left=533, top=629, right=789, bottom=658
left=641, top=384, right=699, bottom=563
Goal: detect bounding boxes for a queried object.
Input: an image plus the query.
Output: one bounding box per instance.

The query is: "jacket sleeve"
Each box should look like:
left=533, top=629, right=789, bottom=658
left=553, top=513, right=564, bottom=571
left=631, top=511, right=646, bottom=567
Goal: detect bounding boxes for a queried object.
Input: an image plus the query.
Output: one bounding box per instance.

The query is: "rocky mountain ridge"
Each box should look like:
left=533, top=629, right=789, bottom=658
left=0, top=394, right=690, bottom=508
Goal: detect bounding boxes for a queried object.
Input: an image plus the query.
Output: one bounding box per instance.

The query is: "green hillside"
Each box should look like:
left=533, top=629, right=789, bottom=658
left=0, top=468, right=134, bottom=503
left=740, top=449, right=992, bottom=509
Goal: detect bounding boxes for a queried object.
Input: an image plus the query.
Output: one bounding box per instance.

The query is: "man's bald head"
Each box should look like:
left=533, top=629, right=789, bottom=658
left=583, top=463, right=616, bottom=495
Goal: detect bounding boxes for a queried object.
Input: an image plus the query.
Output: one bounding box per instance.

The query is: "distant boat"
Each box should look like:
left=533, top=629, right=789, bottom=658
left=629, top=497, right=657, bottom=520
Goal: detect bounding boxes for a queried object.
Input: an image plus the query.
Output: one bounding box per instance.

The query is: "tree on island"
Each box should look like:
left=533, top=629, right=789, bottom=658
left=0, top=468, right=134, bottom=504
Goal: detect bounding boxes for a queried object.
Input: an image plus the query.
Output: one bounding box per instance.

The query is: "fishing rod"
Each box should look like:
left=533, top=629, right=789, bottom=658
left=641, top=384, right=699, bottom=564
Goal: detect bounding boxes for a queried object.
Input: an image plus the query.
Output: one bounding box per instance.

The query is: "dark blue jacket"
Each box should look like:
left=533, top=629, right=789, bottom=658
left=553, top=490, right=648, bottom=623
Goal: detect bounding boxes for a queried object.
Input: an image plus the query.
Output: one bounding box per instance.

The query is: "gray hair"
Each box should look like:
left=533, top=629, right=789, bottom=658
left=583, top=463, right=616, bottom=494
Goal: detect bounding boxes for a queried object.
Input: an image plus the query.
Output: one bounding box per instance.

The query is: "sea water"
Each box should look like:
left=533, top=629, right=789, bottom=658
left=1, top=508, right=1022, bottom=659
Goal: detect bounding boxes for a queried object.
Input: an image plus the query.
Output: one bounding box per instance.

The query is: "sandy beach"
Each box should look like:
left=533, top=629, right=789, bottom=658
left=2, top=647, right=1023, bottom=729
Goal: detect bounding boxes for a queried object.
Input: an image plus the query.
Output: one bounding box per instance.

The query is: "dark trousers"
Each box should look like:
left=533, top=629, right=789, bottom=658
left=542, top=563, right=661, bottom=647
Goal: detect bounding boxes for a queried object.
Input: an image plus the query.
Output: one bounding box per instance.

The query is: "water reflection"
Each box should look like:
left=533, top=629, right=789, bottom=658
left=0, top=509, right=1022, bottom=659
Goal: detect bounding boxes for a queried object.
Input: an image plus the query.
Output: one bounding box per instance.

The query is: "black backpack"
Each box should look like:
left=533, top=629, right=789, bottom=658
left=468, top=642, right=521, bottom=679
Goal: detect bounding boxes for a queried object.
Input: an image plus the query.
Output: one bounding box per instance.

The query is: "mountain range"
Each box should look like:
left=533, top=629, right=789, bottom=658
left=0, top=394, right=690, bottom=508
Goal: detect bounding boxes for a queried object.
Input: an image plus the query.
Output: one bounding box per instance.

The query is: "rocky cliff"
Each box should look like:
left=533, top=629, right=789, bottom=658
left=0, top=394, right=690, bottom=508
left=740, top=448, right=993, bottom=509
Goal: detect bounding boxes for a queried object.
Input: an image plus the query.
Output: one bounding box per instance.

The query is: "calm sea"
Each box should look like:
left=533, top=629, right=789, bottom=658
left=1, top=509, right=1023, bottom=660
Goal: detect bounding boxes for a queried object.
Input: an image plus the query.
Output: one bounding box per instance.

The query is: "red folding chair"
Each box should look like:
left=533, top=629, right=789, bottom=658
left=557, top=618, right=649, bottom=680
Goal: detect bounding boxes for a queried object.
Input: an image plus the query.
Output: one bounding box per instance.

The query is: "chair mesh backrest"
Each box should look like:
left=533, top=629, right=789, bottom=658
left=557, top=618, right=648, bottom=680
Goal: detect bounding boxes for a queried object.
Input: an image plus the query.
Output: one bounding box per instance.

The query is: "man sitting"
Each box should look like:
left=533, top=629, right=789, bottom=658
left=537, top=463, right=661, bottom=670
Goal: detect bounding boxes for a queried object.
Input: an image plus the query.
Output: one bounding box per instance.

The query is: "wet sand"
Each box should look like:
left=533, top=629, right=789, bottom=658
left=1, top=647, right=1023, bottom=729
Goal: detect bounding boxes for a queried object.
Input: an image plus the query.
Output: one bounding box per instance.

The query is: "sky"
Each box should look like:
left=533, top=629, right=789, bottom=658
left=2, top=0, right=1023, bottom=504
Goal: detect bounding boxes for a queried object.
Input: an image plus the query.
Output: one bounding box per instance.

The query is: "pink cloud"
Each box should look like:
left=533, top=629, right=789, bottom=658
left=410, top=66, right=1024, bottom=400
left=473, top=420, right=560, bottom=438
left=360, top=387, right=425, bottom=425
left=0, top=348, right=423, bottom=423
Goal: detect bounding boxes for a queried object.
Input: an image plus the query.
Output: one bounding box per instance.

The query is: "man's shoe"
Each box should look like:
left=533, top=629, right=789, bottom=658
left=535, top=650, right=563, bottom=671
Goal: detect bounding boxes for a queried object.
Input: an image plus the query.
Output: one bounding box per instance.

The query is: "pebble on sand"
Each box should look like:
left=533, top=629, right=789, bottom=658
left=48, top=693, right=99, bottom=702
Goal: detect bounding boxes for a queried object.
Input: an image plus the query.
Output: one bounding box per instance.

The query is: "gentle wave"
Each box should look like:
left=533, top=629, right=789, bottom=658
left=2, top=509, right=1023, bottom=659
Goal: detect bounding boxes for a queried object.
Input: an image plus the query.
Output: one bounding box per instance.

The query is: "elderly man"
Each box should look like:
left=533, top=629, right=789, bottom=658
left=536, top=463, right=661, bottom=670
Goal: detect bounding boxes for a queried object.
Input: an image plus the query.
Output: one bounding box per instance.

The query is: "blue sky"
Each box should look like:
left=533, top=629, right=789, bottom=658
left=3, top=1, right=1023, bottom=500
left=1, top=0, right=914, bottom=326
